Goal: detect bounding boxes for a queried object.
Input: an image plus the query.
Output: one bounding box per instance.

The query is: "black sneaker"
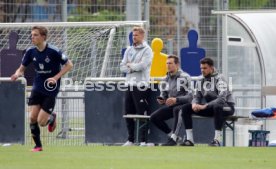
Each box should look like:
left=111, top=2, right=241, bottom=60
left=180, top=140, right=194, bottom=146
left=209, top=139, right=221, bottom=147
left=161, top=138, right=177, bottom=146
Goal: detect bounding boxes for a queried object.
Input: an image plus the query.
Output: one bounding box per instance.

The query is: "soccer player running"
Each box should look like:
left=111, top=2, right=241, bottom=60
left=11, top=26, right=73, bottom=152
left=180, top=57, right=235, bottom=147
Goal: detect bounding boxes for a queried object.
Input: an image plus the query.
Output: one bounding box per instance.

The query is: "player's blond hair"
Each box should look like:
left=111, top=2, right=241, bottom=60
left=132, top=26, right=145, bottom=35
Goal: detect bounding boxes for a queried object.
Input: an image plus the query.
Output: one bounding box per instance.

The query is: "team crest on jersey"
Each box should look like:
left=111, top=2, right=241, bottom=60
left=62, top=54, right=67, bottom=61
left=45, top=56, right=50, bottom=63
left=33, top=57, right=36, bottom=61
left=39, top=63, right=44, bottom=70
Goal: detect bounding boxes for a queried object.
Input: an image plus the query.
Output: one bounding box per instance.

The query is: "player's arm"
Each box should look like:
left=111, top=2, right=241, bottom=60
left=52, top=60, right=73, bottom=82
left=205, top=75, right=228, bottom=108
left=11, top=64, right=26, bottom=81
left=128, top=48, right=152, bottom=72
left=191, top=85, right=203, bottom=112
left=175, top=74, right=193, bottom=104
left=120, top=47, right=131, bottom=73
left=11, top=47, right=32, bottom=81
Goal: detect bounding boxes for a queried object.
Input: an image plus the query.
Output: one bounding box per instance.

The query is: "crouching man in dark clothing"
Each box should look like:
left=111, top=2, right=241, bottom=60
left=150, top=55, right=193, bottom=146
left=180, top=57, right=235, bottom=147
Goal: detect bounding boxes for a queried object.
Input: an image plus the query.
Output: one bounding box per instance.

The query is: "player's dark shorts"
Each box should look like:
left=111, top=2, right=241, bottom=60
left=28, top=91, right=56, bottom=114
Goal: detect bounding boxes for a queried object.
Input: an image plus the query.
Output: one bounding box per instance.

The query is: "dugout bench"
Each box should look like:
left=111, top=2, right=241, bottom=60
left=123, top=110, right=247, bottom=146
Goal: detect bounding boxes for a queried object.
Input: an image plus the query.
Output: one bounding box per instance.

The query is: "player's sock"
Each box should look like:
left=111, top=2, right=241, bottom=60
left=47, top=113, right=55, bottom=125
left=186, top=129, right=194, bottom=143
left=30, top=123, right=42, bottom=147
left=170, top=134, right=177, bottom=142
left=167, top=131, right=173, bottom=137
left=214, top=130, right=222, bottom=142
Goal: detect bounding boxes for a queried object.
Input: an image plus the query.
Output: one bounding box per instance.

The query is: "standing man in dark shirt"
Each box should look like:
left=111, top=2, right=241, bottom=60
left=11, top=26, right=73, bottom=152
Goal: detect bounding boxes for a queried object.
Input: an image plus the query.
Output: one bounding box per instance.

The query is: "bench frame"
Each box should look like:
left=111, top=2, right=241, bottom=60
left=193, top=115, right=247, bottom=146
left=123, top=115, right=150, bottom=143
left=123, top=114, right=247, bottom=146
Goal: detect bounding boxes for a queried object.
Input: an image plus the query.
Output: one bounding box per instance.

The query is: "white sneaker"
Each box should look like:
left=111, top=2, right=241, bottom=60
left=122, top=141, right=134, bottom=146
left=139, top=142, right=147, bottom=146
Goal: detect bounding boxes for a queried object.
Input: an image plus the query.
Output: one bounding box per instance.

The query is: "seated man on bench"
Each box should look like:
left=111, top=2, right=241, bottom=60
left=150, top=55, right=193, bottom=146
left=180, top=57, right=235, bottom=147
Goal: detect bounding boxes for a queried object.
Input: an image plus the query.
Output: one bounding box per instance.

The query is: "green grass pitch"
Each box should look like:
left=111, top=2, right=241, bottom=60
left=0, top=145, right=275, bottom=169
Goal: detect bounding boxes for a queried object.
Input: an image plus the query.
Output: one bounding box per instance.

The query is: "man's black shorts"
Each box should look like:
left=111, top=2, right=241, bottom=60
left=28, top=91, right=56, bottom=114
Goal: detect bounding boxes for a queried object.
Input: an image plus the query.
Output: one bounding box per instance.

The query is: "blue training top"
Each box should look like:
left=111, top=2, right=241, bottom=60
left=22, top=44, right=68, bottom=97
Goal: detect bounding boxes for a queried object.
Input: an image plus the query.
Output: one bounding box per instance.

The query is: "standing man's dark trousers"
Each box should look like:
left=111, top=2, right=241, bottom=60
left=124, top=86, right=150, bottom=142
left=181, top=103, right=235, bottom=130
left=150, top=104, right=185, bottom=135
